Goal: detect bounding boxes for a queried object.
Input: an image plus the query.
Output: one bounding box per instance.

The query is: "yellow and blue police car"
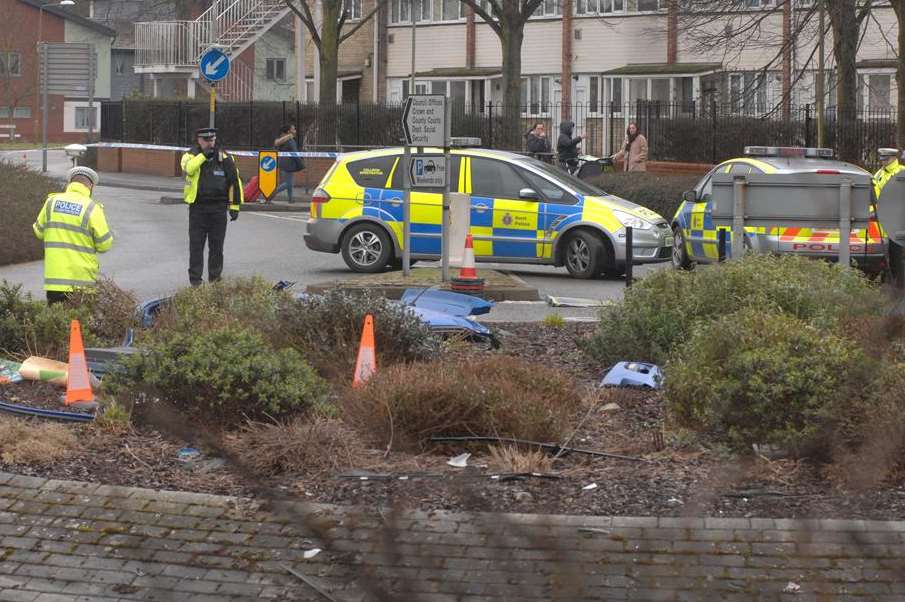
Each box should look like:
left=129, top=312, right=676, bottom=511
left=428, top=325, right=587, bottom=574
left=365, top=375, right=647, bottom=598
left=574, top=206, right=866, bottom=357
left=304, top=147, right=673, bottom=279
left=671, top=146, right=886, bottom=273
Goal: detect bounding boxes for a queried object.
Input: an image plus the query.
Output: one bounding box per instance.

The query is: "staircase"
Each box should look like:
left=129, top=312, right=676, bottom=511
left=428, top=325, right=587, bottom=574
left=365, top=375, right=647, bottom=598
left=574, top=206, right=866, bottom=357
left=134, top=0, right=290, bottom=98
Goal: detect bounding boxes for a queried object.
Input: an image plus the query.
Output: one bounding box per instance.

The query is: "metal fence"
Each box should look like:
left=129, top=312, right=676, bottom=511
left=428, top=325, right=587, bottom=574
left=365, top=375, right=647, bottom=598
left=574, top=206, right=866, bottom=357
left=100, top=99, right=896, bottom=169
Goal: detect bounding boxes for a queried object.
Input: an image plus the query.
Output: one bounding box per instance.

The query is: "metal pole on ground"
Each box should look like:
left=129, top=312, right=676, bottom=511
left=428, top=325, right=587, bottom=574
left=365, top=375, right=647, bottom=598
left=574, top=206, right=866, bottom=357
left=732, top=176, right=746, bottom=260
left=42, top=44, right=48, bottom=173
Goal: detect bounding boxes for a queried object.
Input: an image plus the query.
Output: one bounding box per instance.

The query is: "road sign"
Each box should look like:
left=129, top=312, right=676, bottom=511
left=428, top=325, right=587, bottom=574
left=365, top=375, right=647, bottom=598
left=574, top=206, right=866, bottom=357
left=409, top=154, right=447, bottom=188
left=258, top=151, right=279, bottom=200
left=200, top=48, right=230, bottom=83
left=401, top=95, right=447, bottom=147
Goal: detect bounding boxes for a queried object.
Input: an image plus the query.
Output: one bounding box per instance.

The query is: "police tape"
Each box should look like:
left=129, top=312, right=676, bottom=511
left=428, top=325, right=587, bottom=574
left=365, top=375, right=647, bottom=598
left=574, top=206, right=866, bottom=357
left=86, top=141, right=341, bottom=159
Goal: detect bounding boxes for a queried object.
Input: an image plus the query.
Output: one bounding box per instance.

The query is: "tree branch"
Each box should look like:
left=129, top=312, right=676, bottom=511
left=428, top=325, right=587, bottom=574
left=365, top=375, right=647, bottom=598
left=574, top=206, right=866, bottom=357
left=461, top=0, right=502, bottom=35
left=340, top=0, right=388, bottom=43
left=284, top=0, right=321, bottom=48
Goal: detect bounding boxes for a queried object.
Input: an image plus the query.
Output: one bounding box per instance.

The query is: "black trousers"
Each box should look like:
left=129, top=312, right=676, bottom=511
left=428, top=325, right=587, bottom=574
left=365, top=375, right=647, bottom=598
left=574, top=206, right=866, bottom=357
left=46, top=291, right=71, bottom=305
left=188, top=206, right=228, bottom=285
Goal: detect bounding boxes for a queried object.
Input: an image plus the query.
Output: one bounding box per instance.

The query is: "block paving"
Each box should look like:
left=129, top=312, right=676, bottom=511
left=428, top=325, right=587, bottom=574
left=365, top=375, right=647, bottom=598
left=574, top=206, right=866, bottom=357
left=1, top=472, right=904, bottom=600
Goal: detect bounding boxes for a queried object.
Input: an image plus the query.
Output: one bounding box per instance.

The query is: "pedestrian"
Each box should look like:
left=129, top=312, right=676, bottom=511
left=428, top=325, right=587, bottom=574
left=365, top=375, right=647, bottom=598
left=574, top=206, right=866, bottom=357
left=181, top=127, right=243, bottom=286
left=273, top=123, right=304, bottom=203
left=526, top=122, right=551, bottom=162
left=611, top=120, right=648, bottom=172
left=32, top=166, right=113, bottom=305
left=557, top=120, right=583, bottom=173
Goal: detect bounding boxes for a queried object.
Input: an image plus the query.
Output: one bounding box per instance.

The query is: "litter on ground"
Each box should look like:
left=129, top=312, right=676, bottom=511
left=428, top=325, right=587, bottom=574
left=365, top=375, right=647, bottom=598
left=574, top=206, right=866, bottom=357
left=600, top=362, right=663, bottom=389
left=447, top=453, right=471, bottom=468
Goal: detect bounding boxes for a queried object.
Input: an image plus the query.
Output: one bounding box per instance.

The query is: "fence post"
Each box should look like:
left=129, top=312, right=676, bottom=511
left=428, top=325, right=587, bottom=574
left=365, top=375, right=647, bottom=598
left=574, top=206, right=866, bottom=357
left=120, top=99, right=126, bottom=142
left=488, top=102, right=494, bottom=148
left=711, top=99, right=718, bottom=165
left=176, top=102, right=182, bottom=145
left=356, top=100, right=361, bottom=146
left=805, top=104, right=812, bottom=148
left=282, top=101, right=286, bottom=125
left=249, top=100, right=254, bottom=148
left=608, top=101, right=614, bottom=157
left=625, top=227, right=634, bottom=288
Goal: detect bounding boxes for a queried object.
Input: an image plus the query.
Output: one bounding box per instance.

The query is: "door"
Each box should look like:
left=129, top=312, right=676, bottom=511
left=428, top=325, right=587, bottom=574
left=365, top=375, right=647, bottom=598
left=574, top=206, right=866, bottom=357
left=517, top=168, right=581, bottom=260
left=685, top=166, right=717, bottom=261
left=468, top=156, right=542, bottom=259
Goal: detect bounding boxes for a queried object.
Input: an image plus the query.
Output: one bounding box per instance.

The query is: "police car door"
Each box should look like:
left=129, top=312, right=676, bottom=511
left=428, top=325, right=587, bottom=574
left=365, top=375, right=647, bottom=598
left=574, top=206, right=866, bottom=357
left=686, top=166, right=718, bottom=262
left=469, top=157, right=542, bottom=260
left=517, top=168, right=580, bottom=260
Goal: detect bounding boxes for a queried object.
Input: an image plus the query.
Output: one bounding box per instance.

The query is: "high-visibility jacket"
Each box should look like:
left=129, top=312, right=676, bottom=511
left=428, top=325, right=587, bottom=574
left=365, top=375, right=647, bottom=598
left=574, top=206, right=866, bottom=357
left=873, top=160, right=905, bottom=199
left=32, top=182, right=113, bottom=292
left=181, top=148, right=243, bottom=211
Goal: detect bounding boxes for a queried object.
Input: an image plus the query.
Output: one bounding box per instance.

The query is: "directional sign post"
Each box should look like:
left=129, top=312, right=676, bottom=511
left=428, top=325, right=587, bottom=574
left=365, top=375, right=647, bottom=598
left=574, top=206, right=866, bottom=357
left=401, top=95, right=448, bottom=278
left=258, top=151, right=279, bottom=201
left=200, top=48, right=230, bottom=129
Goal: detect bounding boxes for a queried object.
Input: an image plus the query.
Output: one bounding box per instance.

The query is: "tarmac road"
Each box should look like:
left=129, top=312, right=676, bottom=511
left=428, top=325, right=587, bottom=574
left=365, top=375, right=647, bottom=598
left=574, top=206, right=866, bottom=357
left=0, top=151, right=666, bottom=322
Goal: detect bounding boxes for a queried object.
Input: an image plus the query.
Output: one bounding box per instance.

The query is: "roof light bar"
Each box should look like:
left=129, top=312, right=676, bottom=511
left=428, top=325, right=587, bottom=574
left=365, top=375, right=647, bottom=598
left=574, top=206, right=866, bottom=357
left=744, top=146, right=834, bottom=159
left=449, top=137, right=482, bottom=148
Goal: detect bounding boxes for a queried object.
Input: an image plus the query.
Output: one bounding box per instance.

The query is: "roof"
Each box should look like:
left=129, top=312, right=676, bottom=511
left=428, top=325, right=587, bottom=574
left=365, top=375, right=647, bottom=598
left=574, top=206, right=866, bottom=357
left=19, top=0, right=116, bottom=37
left=414, top=67, right=502, bottom=78
left=601, top=63, right=723, bottom=76
left=856, top=59, right=896, bottom=70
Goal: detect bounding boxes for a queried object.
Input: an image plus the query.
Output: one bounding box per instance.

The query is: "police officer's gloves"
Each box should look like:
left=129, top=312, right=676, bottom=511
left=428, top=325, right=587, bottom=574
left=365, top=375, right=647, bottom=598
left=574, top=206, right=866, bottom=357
left=203, top=148, right=216, bottom=160
left=229, top=210, right=239, bottom=222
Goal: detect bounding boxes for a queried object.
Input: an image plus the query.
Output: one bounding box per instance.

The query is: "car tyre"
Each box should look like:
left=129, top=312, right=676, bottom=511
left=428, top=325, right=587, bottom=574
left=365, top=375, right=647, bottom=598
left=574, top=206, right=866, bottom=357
left=672, top=226, right=693, bottom=270
left=342, top=223, right=392, bottom=273
left=564, top=230, right=607, bottom=279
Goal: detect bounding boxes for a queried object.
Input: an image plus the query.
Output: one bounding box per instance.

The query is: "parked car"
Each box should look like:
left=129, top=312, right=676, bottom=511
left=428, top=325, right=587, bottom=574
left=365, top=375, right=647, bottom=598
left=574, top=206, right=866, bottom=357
left=304, top=147, right=672, bottom=279
left=671, top=146, right=886, bottom=274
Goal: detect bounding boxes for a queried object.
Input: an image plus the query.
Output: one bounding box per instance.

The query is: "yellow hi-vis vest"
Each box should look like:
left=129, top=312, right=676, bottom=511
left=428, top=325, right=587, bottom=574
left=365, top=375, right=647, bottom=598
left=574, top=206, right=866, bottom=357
left=873, top=160, right=905, bottom=200
left=32, top=182, right=113, bottom=292
left=180, top=150, right=243, bottom=211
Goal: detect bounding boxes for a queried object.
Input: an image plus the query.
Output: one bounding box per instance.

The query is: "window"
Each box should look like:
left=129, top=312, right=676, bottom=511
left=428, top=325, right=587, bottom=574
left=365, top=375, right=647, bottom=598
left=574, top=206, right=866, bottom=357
left=629, top=78, right=648, bottom=104
left=347, top=156, right=396, bottom=188
left=729, top=72, right=767, bottom=113
left=651, top=79, right=669, bottom=103
left=305, top=80, right=315, bottom=102
left=589, top=76, right=600, bottom=113
left=266, top=58, right=286, bottom=82
left=114, top=58, right=125, bottom=75
left=520, top=170, right=578, bottom=205
left=576, top=0, right=599, bottom=14
left=524, top=76, right=552, bottom=115
left=636, top=0, right=663, bottom=11
left=390, top=0, right=430, bottom=23
left=342, top=0, right=361, bottom=20
left=471, top=158, right=528, bottom=199
left=75, top=107, right=96, bottom=130
left=441, top=0, right=462, bottom=20
left=534, top=0, right=561, bottom=16
left=13, top=106, right=30, bottom=119
left=0, top=52, right=21, bottom=77
left=431, top=81, right=446, bottom=95
left=600, top=0, right=624, bottom=12
left=610, top=77, right=623, bottom=106
left=868, top=74, right=891, bottom=110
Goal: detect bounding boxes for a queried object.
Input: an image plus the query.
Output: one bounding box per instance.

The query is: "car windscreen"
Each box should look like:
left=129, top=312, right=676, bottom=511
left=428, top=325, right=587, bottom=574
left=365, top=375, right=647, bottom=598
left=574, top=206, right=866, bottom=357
left=514, top=157, right=607, bottom=197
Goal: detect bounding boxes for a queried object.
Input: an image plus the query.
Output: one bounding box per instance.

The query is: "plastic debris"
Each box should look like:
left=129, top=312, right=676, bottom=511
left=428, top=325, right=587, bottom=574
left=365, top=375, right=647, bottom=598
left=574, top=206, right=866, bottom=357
left=303, top=548, right=322, bottom=560
left=0, top=359, right=22, bottom=384
left=19, top=356, right=68, bottom=386
left=402, top=288, right=494, bottom=316
left=582, top=483, right=598, bottom=491
left=177, top=447, right=201, bottom=461
left=545, top=295, right=608, bottom=308
left=600, top=362, right=663, bottom=389
left=447, top=453, right=471, bottom=468
left=783, top=582, right=801, bottom=594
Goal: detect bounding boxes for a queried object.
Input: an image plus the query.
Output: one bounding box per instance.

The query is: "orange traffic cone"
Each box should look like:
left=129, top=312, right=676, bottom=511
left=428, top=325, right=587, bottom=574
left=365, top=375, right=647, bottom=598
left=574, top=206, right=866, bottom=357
left=458, top=234, right=478, bottom=280
left=65, top=320, right=94, bottom=407
left=352, top=314, right=376, bottom=388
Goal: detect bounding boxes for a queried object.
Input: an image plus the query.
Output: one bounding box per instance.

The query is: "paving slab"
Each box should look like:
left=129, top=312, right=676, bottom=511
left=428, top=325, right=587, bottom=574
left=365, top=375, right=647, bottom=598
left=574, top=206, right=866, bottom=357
left=1, top=472, right=904, bottom=600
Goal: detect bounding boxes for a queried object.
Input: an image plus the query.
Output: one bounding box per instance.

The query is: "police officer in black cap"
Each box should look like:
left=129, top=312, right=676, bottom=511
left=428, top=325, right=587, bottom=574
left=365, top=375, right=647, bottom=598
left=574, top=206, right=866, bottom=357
left=180, top=128, right=243, bottom=285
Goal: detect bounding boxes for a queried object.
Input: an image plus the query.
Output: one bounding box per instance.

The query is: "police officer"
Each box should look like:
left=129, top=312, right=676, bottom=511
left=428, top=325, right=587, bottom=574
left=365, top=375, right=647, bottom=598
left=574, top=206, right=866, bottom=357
left=873, top=148, right=903, bottom=199
left=181, top=128, right=243, bottom=286
left=32, top=166, right=113, bottom=305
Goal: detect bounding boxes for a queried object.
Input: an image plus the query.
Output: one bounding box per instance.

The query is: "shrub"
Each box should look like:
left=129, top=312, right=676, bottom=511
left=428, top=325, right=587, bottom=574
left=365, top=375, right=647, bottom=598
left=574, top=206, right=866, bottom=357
left=0, top=417, right=80, bottom=465
left=282, top=289, right=440, bottom=380
left=584, top=254, right=879, bottom=366
left=107, top=327, right=329, bottom=424
left=665, top=307, right=871, bottom=456
left=342, top=356, right=582, bottom=451
left=0, top=161, right=58, bottom=267
left=591, top=172, right=700, bottom=222
left=223, top=417, right=363, bottom=476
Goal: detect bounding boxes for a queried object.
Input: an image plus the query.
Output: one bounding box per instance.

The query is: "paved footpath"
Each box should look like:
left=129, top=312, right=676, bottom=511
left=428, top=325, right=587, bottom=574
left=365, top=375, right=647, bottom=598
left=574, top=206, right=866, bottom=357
left=1, top=472, right=904, bottom=601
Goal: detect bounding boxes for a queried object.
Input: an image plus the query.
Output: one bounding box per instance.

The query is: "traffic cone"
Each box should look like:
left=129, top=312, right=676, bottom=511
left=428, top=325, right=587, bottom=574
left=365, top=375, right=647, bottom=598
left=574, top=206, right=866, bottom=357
left=65, top=320, right=94, bottom=407
left=352, top=314, right=376, bottom=388
left=458, top=234, right=478, bottom=280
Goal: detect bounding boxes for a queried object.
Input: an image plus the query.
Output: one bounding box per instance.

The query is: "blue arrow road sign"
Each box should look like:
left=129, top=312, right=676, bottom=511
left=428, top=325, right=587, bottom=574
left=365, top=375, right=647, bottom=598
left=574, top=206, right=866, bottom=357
left=260, top=155, right=276, bottom=172
left=199, top=48, right=230, bottom=83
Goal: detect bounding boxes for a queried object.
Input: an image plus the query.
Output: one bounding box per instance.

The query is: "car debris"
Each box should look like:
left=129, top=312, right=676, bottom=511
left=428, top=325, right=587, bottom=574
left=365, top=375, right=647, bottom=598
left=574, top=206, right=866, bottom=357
left=447, top=453, right=471, bottom=468
left=0, top=359, right=22, bottom=384
left=600, top=362, right=663, bottom=389
left=582, top=483, right=598, bottom=491
left=336, top=471, right=443, bottom=481
left=303, top=548, right=322, bottom=560
left=783, top=582, right=801, bottom=594
left=490, top=472, right=562, bottom=482
left=545, top=296, right=609, bottom=308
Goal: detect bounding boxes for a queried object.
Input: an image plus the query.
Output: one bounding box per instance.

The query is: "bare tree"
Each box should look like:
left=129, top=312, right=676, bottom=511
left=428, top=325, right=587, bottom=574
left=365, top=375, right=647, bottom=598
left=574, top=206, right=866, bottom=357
left=459, top=0, right=544, bottom=147
left=284, top=0, right=386, bottom=107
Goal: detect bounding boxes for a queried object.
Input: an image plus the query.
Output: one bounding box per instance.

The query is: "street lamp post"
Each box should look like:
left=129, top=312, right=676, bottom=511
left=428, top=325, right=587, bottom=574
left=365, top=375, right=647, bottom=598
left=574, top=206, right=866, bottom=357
left=37, top=0, right=76, bottom=172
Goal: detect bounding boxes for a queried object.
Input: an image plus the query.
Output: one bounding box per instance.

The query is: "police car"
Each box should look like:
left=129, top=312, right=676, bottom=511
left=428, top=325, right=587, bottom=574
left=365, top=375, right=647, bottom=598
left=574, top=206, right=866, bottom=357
left=304, top=148, right=673, bottom=279
left=671, top=146, right=886, bottom=273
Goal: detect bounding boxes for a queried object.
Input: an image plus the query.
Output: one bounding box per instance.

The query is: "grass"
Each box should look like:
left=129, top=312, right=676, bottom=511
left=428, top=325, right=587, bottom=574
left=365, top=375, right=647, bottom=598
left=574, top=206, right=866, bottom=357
left=0, top=416, right=80, bottom=464
left=489, top=445, right=554, bottom=474
left=0, top=161, right=60, bottom=266
left=543, top=313, right=566, bottom=328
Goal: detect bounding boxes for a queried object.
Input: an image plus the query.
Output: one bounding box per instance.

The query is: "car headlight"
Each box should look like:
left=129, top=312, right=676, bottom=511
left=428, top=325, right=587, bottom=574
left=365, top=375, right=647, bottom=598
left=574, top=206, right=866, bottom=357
left=613, top=210, right=653, bottom=230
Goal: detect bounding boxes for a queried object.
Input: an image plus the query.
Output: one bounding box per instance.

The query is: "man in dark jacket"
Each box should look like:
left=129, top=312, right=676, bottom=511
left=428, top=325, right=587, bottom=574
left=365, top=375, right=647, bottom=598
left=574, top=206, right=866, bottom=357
left=181, top=128, right=243, bottom=286
left=526, top=122, right=552, bottom=162
left=557, top=120, right=583, bottom=172
left=273, top=123, right=304, bottom=203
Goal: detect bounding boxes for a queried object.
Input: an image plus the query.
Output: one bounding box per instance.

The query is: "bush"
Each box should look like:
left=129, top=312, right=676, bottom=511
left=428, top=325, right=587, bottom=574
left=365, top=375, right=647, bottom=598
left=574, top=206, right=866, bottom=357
left=342, top=356, right=582, bottom=451
left=107, top=327, right=329, bottom=424
left=282, top=289, right=440, bottom=380
left=0, top=161, right=58, bottom=266
left=591, top=172, right=700, bottom=222
left=584, top=254, right=879, bottom=366
left=665, top=307, right=873, bottom=456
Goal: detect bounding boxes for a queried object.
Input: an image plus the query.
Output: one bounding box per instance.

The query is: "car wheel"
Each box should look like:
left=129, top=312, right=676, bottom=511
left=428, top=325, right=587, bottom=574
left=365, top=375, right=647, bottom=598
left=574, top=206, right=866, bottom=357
left=564, top=230, right=607, bottom=279
left=342, top=223, right=392, bottom=273
left=672, top=227, right=693, bottom=270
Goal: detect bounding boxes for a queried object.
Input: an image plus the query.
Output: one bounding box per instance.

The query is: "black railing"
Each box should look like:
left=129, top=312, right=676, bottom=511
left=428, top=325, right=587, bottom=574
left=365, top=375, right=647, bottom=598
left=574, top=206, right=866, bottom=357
left=100, top=98, right=897, bottom=170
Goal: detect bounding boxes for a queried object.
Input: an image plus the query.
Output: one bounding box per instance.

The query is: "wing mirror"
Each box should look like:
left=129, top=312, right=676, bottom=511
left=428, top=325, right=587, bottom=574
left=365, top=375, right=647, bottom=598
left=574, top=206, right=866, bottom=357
left=519, top=188, right=539, bottom=200
left=681, top=190, right=698, bottom=203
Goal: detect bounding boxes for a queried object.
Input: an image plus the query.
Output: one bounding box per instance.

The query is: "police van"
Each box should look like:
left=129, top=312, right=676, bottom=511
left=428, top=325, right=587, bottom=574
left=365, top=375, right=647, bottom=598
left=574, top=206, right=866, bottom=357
left=304, top=147, right=673, bottom=279
left=671, top=146, right=886, bottom=274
